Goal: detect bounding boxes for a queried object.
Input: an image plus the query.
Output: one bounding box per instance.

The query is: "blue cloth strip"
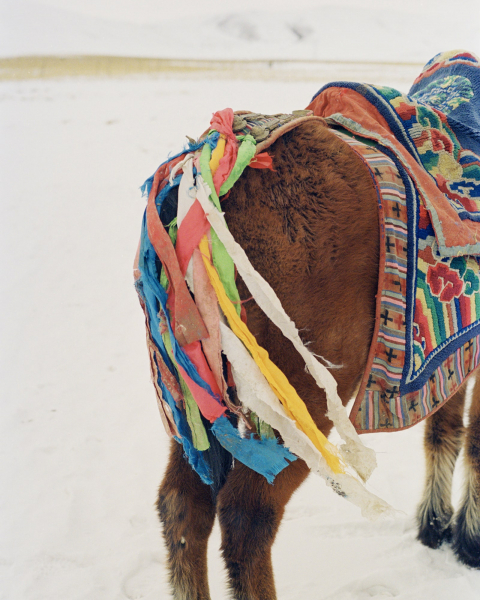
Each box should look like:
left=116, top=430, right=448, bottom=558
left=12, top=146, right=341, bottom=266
left=212, top=416, right=296, bottom=484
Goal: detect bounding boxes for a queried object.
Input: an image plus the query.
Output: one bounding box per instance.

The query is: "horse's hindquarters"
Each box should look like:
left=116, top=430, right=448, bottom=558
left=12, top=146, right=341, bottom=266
left=158, top=119, right=381, bottom=600
left=223, top=120, right=380, bottom=433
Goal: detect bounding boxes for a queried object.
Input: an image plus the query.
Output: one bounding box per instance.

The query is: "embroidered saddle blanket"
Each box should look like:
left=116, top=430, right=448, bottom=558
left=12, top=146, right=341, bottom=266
left=308, top=50, right=480, bottom=432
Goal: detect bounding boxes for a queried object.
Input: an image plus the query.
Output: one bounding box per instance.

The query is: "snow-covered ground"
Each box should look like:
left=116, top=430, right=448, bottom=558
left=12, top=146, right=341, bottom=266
left=2, top=0, right=480, bottom=597
left=2, top=69, right=480, bottom=599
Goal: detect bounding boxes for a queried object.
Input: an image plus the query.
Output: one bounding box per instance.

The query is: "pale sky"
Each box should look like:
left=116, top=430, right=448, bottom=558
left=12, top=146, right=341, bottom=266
left=3, top=0, right=479, bottom=61
left=30, top=0, right=480, bottom=24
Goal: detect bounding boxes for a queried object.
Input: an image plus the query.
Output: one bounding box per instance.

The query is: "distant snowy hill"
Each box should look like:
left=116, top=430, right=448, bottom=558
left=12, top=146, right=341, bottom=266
left=2, top=0, right=479, bottom=62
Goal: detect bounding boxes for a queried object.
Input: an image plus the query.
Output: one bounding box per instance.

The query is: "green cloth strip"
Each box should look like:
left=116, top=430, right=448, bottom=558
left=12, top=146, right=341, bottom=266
left=179, top=375, right=210, bottom=452
left=160, top=222, right=177, bottom=290
left=199, top=139, right=242, bottom=316
left=251, top=412, right=276, bottom=440
left=219, top=134, right=257, bottom=196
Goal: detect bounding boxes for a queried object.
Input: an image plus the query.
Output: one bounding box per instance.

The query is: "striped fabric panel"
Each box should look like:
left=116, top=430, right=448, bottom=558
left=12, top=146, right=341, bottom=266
left=332, top=130, right=480, bottom=433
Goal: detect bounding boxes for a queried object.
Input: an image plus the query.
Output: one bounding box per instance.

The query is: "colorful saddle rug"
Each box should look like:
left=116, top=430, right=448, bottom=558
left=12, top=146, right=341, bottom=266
left=307, top=50, right=480, bottom=432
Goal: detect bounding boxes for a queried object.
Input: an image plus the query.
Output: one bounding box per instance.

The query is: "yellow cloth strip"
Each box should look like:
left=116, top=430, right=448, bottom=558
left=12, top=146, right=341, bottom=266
left=209, top=134, right=226, bottom=176
left=198, top=236, right=344, bottom=474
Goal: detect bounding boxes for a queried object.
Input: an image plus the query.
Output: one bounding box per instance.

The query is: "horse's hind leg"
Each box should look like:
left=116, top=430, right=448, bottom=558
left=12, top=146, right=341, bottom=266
left=157, top=440, right=216, bottom=600
left=453, top=374, right=480, bottom=567
left=417, top=386, right=466, bottom=549
left=217, top=458, right=309, bottom=600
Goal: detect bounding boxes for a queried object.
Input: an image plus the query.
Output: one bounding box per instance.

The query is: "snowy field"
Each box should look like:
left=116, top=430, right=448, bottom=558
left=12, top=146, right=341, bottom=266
left=2, top=67, right=480, bottom=599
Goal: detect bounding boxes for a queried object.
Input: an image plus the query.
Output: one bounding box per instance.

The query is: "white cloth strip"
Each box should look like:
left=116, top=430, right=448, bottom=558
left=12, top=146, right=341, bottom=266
left=175, top=158, right=197, bottom=291
left=176, top=155, right=196, bottom=229
left=220, top=322, right=394, bottom=519
left=169, top=153, right=193, bottom=188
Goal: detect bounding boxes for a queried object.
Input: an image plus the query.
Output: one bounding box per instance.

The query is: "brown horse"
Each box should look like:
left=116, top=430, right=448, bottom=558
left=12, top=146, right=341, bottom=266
left=156, top=120, right=480, bottom=599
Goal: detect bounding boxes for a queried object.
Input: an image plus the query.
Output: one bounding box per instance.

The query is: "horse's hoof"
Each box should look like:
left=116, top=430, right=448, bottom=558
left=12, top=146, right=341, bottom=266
left=453, top=536, right=480, bottom=568
left=453, top=507, right=480, bottom=568
left=417, top=509, right=453, bottom=549
left=417, top=523, right=452, bottom=549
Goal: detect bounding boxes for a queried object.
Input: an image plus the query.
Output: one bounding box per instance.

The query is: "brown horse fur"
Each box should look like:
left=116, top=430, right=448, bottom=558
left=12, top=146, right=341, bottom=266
left=156, top=120, right=480, bottom=599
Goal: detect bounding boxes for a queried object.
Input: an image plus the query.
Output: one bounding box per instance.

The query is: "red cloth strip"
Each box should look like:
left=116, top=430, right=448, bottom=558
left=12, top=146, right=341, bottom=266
left=177, top=356, right=226, bottom=422
left=248, top=152, right=274, bottom=170
left=176, top=199, right=210, bottom=276
left=183, top=341, right=223, bottom=399
left=146, top=158, right=209, bottom=346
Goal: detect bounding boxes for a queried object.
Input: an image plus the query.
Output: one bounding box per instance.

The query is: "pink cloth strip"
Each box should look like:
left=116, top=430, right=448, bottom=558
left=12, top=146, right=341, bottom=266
left=210, top=108, right=238, bottom=195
